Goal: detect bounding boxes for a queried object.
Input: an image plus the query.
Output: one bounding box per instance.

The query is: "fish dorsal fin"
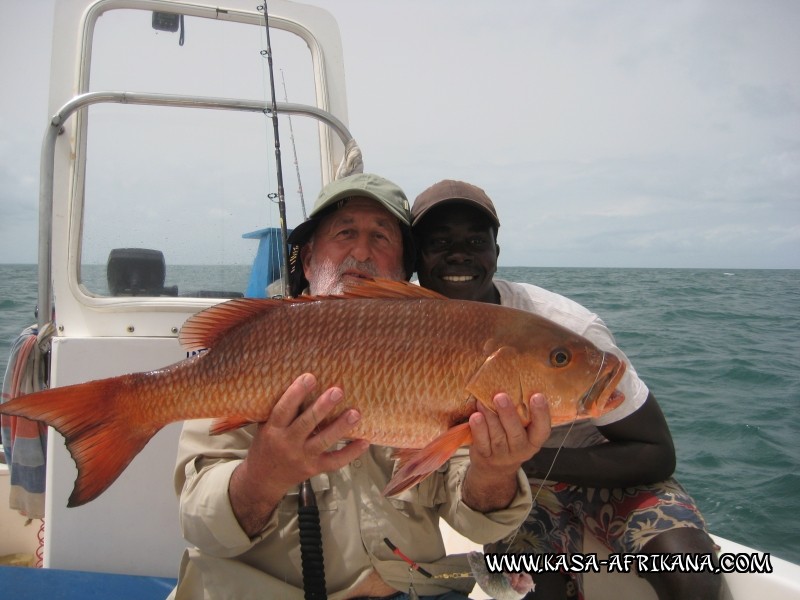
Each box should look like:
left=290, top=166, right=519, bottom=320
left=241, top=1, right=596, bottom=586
left=339, top=278, right=446, bottom=300
left=179, top=297, right=315, bottom=351
left=179, top=279, right=442, bottom=351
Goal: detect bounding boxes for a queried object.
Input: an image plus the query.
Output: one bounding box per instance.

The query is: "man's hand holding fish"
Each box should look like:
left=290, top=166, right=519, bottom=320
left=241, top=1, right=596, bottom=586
left=463, top=392, right=551, bottom=512
left=228, top=373, right=370, bottom=537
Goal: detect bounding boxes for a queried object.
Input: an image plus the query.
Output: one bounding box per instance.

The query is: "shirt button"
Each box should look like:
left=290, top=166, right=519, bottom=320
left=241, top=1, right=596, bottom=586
left=352, top=459, right=362, bottom=468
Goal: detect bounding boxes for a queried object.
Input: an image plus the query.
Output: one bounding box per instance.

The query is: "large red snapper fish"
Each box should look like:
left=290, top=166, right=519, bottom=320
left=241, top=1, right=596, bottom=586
left=0, top=279, right=625, bottom=507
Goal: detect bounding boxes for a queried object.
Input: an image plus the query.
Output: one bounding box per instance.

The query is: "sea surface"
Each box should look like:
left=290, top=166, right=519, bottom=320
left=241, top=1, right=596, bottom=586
left=1, top=264, right=798, bottom=564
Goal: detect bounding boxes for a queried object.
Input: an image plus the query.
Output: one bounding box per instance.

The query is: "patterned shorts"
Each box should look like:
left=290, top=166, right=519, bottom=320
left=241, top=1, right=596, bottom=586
left=485, top=477, right=709, bottom=597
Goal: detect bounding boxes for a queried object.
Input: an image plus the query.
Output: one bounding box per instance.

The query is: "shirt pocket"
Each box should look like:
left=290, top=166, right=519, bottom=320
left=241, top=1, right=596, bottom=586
left=277, top=473, right=338, bottom=514
left=387, top=462, right=450, bottom=511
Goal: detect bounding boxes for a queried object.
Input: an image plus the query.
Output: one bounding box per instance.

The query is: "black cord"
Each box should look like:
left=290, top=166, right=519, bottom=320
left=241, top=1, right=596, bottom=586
left=298, top=480, right=327, bottom=599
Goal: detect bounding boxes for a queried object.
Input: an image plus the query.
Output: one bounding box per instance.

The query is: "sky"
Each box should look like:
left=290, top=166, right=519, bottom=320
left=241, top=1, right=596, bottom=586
left=1, top=0, right=798, bottom=269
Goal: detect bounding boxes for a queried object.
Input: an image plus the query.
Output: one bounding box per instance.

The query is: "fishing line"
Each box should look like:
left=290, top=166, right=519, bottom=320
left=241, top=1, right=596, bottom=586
left=280, top=68, right=307, bottom=219
left=534, top=352, right=606, bottom=497
left=536, top=352, right=607, bottom=494
left=505, top=353, right=607, bottom=550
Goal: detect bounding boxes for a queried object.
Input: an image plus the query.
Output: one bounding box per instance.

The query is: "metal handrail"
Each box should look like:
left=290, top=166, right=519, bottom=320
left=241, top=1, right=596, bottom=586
left=37, top=91, right=357, bottom=329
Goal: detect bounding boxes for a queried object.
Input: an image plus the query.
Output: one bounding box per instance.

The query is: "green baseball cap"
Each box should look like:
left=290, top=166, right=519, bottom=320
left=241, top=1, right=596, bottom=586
left=288, top=173, right=411, bottom=246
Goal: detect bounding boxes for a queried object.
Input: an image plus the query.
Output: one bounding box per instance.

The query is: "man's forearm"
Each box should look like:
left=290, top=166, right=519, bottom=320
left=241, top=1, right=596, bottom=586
left=229, top=461, right=286, bottom=537
left=461, top=464, right=520, bottom=513
left=524, top=441, right=675, bottom=488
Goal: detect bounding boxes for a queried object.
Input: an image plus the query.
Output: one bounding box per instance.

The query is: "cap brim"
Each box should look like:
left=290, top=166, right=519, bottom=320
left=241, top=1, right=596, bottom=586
left=286, top=218, right=319, bottom=246
left=412, top=198, right=500, bottom=229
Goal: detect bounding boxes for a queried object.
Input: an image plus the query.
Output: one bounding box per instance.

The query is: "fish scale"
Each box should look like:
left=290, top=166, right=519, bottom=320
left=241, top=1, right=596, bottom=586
left=0, top=279, right=625, bottom=506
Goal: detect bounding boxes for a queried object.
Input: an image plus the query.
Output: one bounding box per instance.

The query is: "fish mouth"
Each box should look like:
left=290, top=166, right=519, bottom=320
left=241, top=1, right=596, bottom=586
left=579, top=356, right=627, bottom=415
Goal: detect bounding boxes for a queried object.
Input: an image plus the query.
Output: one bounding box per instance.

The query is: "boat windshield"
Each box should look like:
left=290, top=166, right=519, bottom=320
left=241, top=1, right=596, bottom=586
left=79, top=8, right=325, bottom=298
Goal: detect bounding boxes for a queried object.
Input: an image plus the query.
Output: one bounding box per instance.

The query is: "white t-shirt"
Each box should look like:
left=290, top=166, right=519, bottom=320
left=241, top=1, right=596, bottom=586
left=494, top=279, right=650, bottom=448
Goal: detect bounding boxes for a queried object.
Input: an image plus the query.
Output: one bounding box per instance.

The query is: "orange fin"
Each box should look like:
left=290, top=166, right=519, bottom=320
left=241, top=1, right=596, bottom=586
left=180, top=298, right=284, bottom=352
left=0, top=376, right=161, bottom=507
left=383, top=422, right=473, bottom=497
left=209, top=415, right=256, bottom=435
left=465, top=346, right=525, bottom=414
left=179, top=280, right=441, bottom=352
left=341, top=278, right=447, bottom=300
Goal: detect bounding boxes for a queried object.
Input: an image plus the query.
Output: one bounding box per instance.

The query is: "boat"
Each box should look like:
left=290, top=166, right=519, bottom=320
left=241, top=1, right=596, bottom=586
left=1, top=1, right=799, bottom=598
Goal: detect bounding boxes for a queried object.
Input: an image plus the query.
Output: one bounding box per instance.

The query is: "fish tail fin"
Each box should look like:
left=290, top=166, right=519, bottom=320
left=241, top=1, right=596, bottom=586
left=383, top=422, right=473, bottom=497
left=0, top=376, right=160, bottom=507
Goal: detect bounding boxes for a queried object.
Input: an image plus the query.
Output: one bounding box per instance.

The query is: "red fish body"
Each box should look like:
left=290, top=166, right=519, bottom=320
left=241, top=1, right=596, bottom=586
left=0, top=280, right=625, bottom=506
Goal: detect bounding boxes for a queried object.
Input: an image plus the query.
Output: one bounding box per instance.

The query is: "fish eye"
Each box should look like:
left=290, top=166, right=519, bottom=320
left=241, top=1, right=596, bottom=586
left=550, top=348, right=571, bottom=367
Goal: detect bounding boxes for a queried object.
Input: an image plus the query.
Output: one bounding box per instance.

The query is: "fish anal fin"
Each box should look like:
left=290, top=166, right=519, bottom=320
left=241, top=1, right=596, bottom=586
left=465, top=346, right=524, bottom=415
left=209, top=415, right=256, bottom=435
left=383, top=422, right=473, bottom=497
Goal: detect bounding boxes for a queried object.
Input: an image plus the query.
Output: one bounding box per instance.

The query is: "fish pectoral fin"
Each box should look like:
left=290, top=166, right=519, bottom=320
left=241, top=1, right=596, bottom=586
left=209, top=415, right=256, bottom=435
left=382, top=422, right=473, bottom=497
left=465, top=346, right=523, bottom=411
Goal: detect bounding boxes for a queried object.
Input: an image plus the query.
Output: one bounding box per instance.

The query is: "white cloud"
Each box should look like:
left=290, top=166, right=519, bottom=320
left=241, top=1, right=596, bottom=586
left=1, top=0, right=798, bottom=268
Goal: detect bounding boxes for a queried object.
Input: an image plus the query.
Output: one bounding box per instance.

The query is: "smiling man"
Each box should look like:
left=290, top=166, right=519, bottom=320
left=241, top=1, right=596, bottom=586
left=411, top=180, right=721, bottom=600
left=411, top=180, right=501, bottom=304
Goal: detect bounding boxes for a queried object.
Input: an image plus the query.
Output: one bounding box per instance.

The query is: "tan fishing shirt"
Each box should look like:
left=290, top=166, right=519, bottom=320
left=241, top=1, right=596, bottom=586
left=169, top=418, right=532, bottom=599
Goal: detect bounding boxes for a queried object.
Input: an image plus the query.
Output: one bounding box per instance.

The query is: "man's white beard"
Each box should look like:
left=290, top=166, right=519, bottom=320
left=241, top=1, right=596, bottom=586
left=306, top=255, right=401, bottom=296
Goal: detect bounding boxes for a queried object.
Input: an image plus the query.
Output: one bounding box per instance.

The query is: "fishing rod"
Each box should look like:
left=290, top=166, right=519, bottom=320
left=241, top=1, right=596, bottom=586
left=259, top=5, right=327, bottom=599
left=259, top=2, right=290, bottom=297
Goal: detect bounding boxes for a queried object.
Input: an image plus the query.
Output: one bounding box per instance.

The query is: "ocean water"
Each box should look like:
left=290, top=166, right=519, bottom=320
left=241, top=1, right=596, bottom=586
left=1, top=264, right=798, bottom=564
